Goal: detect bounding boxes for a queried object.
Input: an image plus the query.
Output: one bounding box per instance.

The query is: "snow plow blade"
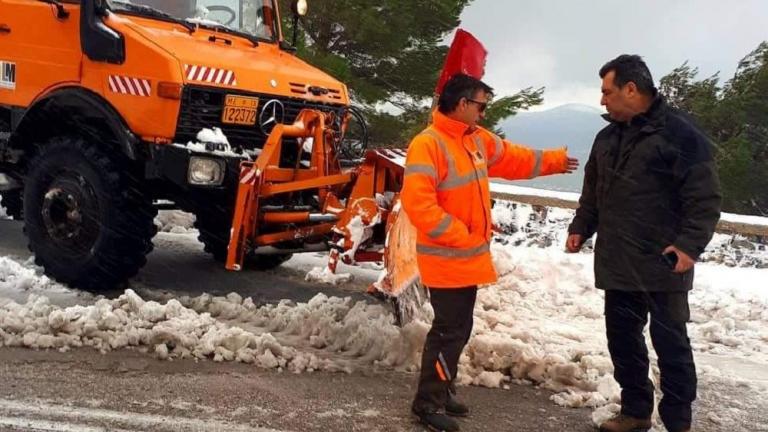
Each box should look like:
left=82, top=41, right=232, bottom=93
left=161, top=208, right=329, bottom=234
left=361, top=151, right=429, bottom=326
left=371, top=201, right=430, bottom=326
left=380, top=201, right=420, bottom=297
left=224, top=109, right=419, bottom=317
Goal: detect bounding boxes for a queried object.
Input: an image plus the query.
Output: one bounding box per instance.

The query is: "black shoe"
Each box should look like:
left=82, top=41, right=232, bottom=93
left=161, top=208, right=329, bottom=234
left=412, top=408, right=460, bottom=432
left=445, top=397, right=469, bottom=417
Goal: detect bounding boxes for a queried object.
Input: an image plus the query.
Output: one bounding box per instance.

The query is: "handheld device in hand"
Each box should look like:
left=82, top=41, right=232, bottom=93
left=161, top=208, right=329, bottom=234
left=662, top=251, right=678, bottom=269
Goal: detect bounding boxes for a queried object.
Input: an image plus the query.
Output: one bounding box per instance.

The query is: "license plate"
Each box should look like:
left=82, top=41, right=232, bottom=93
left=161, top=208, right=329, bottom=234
left=222, top=95, right=259, bottom=126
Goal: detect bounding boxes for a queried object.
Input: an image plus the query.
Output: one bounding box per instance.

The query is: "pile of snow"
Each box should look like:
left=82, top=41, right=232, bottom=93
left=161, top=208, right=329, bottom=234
left=154, top=210, right=196, bottom=234
left=0, top=257, right=94, bottom=307
left=0, top=258, right=57, bottom=295
left=699, top=233, right=768, bottom=268
left=2, top=240, right=765, bottom=429
left=472, top=246, right=767, bottom=400
left=0, top=282, right=423, bottom=374
left=305, top=266, right=353, bottom=286
left=176, top=127, right=247, bottom=159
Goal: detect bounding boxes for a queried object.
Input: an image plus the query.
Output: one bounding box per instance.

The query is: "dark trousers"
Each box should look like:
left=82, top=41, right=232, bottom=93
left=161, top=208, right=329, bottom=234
left=412, top=286, right=477, bottom=413
left=605, top=290, right=697, bottom=432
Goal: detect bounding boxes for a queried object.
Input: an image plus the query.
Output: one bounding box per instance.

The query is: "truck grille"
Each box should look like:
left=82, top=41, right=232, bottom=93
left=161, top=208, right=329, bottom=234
left=174, top=85, right=346, bottom=152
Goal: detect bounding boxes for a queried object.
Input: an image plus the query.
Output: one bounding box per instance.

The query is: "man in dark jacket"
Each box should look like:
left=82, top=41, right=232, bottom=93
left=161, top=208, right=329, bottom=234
left=566, top=55, right=721, bottom=432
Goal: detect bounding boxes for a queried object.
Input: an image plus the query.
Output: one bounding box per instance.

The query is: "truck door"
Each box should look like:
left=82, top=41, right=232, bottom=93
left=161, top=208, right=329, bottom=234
left=0, top=0, right=82, bottom=108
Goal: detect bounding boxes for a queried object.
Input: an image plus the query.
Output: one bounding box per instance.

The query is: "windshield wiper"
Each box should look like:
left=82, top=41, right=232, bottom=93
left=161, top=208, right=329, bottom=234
left=185, top=19, right=259, bottom=47
left=109, top=1, right=196, bottom=33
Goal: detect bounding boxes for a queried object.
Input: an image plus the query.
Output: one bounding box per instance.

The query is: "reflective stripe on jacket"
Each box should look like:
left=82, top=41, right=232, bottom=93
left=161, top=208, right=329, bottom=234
left=401, top=110, right=569, bottom=288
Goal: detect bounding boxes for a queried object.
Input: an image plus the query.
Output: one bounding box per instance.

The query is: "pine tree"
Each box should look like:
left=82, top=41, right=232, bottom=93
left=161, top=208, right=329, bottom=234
left=660, top=42, right=768, bottom=215
left=279, top=0, right=543, bottom=146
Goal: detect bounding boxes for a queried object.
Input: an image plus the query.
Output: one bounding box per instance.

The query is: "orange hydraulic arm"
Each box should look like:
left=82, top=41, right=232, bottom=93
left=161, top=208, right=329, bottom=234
left=226, top=108, right=406, bottom=272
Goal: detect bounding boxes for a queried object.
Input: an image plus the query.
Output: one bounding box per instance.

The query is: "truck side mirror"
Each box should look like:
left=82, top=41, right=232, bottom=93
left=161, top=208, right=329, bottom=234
left=93, top=0, right=109, bottom=16
left=81, top=0, right=125, bottom=64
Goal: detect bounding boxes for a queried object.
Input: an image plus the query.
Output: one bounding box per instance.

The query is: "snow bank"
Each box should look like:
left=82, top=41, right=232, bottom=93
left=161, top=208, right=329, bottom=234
left=491, top=200, right=767, bottom=268
left=2, top=240, right=764, bottom=430
left=154, top=210, right=196, bottom=234
left=305, top=266, right=353, bottom=285
left=0, top=284, right=430, bottom=374
left=0, top=257, right=92, bottom=307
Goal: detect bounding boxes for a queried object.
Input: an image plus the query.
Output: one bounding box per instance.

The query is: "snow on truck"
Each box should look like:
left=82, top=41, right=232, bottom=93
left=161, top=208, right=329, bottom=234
left=0, top=0, right=403, bottom=291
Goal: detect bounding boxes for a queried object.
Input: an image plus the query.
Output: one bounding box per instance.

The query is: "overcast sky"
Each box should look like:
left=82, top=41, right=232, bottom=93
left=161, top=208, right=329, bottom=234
left=457, top=0, right=768, bottom=111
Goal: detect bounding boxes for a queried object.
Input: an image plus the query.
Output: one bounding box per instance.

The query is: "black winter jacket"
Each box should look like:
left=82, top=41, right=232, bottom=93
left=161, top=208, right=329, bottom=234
left=569, top=97, right=721, bottom=292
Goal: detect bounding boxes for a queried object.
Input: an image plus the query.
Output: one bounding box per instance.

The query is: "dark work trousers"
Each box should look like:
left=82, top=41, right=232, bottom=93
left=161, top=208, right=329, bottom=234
left=605, top=290, right=696, bottom=432
left=412, top=286, right=477, bottom=413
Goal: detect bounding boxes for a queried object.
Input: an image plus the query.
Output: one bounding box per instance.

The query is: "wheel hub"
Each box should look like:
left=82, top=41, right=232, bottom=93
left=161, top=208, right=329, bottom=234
left=41, top=173, right=99, bottom=253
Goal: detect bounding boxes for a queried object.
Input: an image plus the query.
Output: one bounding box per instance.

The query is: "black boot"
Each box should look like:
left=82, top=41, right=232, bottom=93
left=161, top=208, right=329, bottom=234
left=412, top=408, right=460, bottom=432
left=445, top=397, right=469, bottom=417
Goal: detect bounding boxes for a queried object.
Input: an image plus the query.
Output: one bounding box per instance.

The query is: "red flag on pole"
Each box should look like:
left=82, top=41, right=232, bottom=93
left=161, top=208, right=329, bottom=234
left=434, top=29, right=488, bottom=95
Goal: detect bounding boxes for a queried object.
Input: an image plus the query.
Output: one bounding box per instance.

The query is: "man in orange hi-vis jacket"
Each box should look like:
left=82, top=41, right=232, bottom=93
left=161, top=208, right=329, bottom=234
left=402, top=73, right=579, bottom=432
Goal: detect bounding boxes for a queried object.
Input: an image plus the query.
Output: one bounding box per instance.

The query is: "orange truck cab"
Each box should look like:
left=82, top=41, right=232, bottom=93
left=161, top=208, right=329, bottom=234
left=0, top=0, right=353, bottom=290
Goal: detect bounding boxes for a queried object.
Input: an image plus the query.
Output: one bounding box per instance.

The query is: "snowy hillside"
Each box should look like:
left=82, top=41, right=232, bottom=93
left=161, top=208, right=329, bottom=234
left=501, top=104, right=606, bottom=193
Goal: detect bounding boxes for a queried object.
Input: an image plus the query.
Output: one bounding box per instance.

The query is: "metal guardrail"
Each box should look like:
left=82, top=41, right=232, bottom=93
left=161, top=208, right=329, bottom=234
left=490, top=189, right=768, bottom=238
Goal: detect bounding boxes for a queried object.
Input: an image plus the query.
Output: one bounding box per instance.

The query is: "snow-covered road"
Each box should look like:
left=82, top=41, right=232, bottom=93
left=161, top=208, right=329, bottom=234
left=1, top=201, right=767, bottom=431
left=0, top=398, right=285, bottom=432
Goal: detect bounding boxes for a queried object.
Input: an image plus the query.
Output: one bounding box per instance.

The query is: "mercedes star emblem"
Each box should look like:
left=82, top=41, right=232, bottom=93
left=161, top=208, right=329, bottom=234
left=259, top=99, right=285, bottom=135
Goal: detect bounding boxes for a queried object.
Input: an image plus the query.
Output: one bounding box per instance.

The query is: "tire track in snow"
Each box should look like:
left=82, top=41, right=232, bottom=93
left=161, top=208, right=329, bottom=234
left=0, top=399, right=286, bottom=432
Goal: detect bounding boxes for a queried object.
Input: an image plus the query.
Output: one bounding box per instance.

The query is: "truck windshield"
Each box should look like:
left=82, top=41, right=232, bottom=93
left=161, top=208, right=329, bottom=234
left=108, top=0, right=279, bottom=42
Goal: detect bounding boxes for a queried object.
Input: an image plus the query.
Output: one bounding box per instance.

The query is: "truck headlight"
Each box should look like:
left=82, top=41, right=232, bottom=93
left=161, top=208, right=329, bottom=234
left=188, top=157, right=224, bottom=185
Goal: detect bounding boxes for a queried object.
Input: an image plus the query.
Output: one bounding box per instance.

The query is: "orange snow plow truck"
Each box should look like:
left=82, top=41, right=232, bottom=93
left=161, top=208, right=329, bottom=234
left=0, top=0, right=408, bottom=291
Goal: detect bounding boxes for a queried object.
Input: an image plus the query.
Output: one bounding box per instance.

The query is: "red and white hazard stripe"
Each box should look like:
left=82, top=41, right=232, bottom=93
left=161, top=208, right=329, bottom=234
left=184, top=64, right=237, bottom=86
left=240, top=168, right=259, bottom=184
left=108, top=75, right=151, bottom=97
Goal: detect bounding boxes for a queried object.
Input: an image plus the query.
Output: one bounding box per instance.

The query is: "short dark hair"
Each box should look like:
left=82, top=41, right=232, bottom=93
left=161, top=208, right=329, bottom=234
left=438, top=74, right=494, bottom=114
left=599, top=54, right=657, bottom=96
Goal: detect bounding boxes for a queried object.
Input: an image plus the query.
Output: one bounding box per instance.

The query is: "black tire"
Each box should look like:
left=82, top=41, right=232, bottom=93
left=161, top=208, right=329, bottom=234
left=0, top=189, right=23, bottom=220
left=23, top=137, right=157, bottom=290
left=194, top=209, right=292, bottom=270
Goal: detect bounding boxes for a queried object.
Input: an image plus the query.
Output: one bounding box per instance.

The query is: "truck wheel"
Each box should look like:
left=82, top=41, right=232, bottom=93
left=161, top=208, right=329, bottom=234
left=0, top=189, right=23, bottom=220
left=194, top=210, right=292, bottom=270
left=23, top=137, right=157, bottom=290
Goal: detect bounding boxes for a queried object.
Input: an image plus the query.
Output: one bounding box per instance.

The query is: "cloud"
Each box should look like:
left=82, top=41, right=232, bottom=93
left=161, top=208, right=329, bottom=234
left=484, top=42, right=557, bottom=95
left=458, top=0, right=768, bottom=109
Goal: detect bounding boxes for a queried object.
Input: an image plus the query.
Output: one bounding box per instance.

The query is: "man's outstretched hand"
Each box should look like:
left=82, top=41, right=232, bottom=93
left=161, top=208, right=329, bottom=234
left=564, top=156, right=579, bottom=173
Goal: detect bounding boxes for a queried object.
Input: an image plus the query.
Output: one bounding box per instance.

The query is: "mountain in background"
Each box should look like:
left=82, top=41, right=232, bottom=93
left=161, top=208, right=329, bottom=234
left=499, top=103, right=606, bottom=192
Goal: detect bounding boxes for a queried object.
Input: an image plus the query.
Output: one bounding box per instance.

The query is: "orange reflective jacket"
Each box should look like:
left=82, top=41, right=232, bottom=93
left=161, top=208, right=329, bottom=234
left=401, top=110, right=569, bottom=288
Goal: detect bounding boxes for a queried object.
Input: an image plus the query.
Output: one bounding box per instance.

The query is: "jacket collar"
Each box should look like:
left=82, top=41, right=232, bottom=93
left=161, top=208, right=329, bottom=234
left=601, top=95, right=667, bottom=132
left=431, top=110, right=473, bottom=138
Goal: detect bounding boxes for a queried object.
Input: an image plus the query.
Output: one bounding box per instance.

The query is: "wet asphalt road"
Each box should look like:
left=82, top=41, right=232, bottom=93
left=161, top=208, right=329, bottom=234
left=0, top=219, right=368, bottom=304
